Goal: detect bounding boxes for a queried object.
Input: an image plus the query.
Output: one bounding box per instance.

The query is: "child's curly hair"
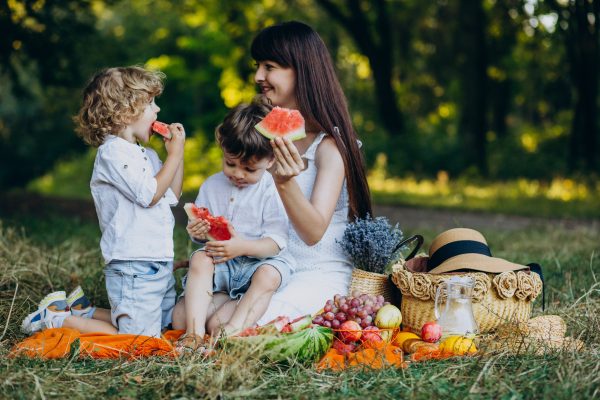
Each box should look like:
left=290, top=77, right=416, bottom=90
left=74, top=66, right=165, bottom=147
left=216, top=97, right=273, bottom=163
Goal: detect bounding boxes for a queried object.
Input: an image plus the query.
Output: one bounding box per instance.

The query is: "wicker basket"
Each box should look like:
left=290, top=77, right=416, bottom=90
left=391, top=258, right=543, bottom=333
left=348, top=268, right=396, bottom=303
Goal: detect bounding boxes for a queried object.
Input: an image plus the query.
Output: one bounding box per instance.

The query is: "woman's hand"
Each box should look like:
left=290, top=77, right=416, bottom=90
left=269, top=137, right=306, bottom=183
left=204, top=225, right=245, bottom=263
left=186, top=218, right=210, bottom=241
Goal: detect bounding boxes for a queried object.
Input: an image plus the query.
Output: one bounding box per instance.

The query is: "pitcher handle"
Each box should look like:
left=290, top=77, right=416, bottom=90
left=434, top=282, right=445, bottom=320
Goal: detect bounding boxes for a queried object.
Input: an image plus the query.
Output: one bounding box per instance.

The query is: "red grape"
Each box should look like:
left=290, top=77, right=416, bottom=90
left=335, top=312, right=347, bottom=322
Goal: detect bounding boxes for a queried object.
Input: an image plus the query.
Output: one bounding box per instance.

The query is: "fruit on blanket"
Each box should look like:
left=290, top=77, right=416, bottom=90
left=151, top=121, right=172, bottom=139
left=183, top=203, right=232, bottom=241
left=259, top=316, right=290, bottom=335
left=255, top=106, right=306, bottom=141
left=282, top=315, right=313, bottom=333
left=374, top=304, right=402, bottom=329
left=332, top=339, right=356, bottom=354
left=338, top=320, right=362, bottom=343
left=230, top=325, right=333, bottom=363
left=439, top=335, right=477, bottom=356
left=421, top=321, right=442, bottom=343
left=313, top=293, right=387, bottom=330
left=392, top=331, right=420, bottom=348
left=361, top=326, right=383, bottom=348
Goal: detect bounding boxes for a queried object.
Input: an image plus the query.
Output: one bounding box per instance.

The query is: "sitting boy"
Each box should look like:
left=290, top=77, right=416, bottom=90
left=172, top=98, right=294, bottom=351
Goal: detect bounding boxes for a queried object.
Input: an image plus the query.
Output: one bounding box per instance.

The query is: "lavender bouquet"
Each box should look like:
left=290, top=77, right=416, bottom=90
left=338, top=215, right=404, bottom=274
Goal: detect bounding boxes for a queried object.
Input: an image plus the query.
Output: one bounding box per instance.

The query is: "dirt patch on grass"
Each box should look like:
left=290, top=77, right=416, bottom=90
left=2, top=192, right=597, bottom=232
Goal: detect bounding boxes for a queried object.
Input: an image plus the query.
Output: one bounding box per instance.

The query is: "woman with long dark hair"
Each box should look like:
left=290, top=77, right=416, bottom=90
left=207, top=21, right=373, bottom=328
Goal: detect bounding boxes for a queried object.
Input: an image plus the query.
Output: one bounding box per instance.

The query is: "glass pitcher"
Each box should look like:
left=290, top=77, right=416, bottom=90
left=434, top=276, right=479, bottom=338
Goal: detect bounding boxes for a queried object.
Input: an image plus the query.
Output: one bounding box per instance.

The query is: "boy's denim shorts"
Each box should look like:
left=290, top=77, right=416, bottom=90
left=104, top=260, right=176, bottom=337
left=182, top=250, right=293, bottom=300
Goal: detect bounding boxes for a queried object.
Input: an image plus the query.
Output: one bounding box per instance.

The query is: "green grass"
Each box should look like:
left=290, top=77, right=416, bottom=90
left=1, top=215, right=599, bottom=399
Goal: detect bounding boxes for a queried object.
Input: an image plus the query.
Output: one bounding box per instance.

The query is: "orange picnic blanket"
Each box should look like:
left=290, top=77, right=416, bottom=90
left=10, top=328, right=185, bottom=359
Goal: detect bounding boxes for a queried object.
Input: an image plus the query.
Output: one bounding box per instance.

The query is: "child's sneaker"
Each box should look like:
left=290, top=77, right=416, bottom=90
left=21, top=291, right=70, bottom=334
left=67, top=286, right=95, bottom=318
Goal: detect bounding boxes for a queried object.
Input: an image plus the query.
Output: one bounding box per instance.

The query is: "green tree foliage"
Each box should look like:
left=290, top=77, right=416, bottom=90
left=1, top=0, right=598, bottom=191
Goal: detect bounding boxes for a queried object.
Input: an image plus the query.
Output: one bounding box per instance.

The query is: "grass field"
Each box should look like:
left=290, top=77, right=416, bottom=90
left=1, top=213, right=599, bottom=399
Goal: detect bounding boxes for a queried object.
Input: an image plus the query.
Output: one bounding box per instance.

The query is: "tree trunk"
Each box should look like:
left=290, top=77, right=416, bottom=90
left=456, top=0, right=488, bottom=174
left=317, top=0, right=404, bottom=135
left=551, top=0, right=599, bottom=172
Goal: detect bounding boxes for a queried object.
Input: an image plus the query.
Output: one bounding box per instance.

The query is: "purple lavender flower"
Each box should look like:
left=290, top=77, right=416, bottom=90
left=337, top=215, right=403, bottom=274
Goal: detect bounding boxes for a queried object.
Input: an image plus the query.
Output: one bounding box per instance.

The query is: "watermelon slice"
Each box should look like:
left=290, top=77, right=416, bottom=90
left=183, top=203, right=232, bottom=241
left=255, top=107, right=306, bottom=141
left=152, top=121, right=172, bottom=139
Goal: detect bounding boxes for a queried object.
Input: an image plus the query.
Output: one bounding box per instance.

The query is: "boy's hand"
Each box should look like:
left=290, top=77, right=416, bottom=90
left=204, top=225, right=245, bottom=263
left=186, top=218, right=210, bottom=241
left=164, top=123, right=185, bottom=158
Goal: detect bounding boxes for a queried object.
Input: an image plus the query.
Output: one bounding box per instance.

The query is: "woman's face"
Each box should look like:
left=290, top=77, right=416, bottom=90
left=254, top=60, right=297, bottom=109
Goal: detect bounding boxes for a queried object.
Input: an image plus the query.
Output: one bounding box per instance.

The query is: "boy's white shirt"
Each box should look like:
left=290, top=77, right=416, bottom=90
left=195, top=171, right=289, bottom=257
left=91, top=135, right=178, bottom=264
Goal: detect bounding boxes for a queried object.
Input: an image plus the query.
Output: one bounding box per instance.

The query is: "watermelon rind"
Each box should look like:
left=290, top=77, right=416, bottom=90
left=255, top=124, right=306, bottom=141
left=227, top=325, right=333, bottom=364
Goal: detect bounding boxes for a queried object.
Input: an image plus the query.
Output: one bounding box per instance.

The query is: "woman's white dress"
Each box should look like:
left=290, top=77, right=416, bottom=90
left=257, top=133, right=352, bottom=324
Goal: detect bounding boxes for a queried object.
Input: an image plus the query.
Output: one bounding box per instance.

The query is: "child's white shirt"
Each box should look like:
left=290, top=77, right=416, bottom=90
left=195, top=171, right=289, bottom=254
left=91, top=135, right=178, bottom=264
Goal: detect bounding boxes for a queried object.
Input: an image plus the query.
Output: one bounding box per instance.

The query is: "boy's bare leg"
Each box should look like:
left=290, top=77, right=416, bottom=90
left=90, top=307, right=112, bottom=323
left=183, top=251, right=215, bottom=337
left=206, top=297, right=237, bottom=336
left=221, top=265, right=281, bottom=335
left=62, top=315, right=117, bottom=334
left=173, top=292, right=230, bottom=331
left=171, top=299, right=186, bottom=330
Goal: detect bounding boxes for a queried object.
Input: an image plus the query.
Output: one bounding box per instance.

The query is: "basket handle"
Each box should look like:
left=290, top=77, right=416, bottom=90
left=393, top=234, right=424, bottom=261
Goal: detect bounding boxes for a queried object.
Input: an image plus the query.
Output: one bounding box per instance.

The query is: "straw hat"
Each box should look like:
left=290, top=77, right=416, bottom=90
left=480, top=315, right=585, bottom=355
left=426, top=228, right=528, bottom=274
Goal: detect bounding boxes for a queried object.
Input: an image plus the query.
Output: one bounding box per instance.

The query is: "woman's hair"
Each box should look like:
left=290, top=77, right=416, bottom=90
left=74, top=66, right=165, bottom=147
left=216, top=96, right=273, bottom=163
left=251, top=21, right=372, bottom=220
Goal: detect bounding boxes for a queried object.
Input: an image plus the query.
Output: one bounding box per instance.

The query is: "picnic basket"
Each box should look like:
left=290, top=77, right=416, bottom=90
left=348, top=268, right=395, bottom=303
left=348, top=235, right=424, bottom=304
left=391, top=257, right=543, bottom=333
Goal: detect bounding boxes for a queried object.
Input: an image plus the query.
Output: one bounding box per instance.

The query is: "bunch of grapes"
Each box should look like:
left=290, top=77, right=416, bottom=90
left=312, top=291, right=390, bottom=329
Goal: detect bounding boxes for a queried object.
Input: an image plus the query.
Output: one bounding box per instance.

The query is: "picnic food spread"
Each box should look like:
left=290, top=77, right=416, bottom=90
left=11, top=227, right=583, bottom=368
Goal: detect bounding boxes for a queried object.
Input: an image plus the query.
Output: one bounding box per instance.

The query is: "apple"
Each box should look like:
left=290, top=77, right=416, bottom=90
left=361, top=326, right=383, bottom=348
left=338, top=320, right=362, bottom=343
left=421, top=321, right=442, bottom=343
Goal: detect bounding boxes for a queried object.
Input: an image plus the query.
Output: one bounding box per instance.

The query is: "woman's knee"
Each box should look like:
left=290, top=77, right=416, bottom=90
left=252, top=265, right=281, bottom=292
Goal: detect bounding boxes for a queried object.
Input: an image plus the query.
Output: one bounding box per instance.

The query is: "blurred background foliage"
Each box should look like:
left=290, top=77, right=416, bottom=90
left=1, top=0, right=599, bottom=215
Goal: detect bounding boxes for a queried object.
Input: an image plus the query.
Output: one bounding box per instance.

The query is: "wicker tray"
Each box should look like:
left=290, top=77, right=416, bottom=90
left=391, top=258, right=543, bottom=333
left=348, top=268, right=396, bottom=303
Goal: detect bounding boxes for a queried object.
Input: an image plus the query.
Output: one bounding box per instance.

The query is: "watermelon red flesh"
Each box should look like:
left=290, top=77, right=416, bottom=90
left=152, top=121, right=172, bottom=139
left=183, top=203, right=232, bottom=241
left=255, top=107, right=306, bottom=141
